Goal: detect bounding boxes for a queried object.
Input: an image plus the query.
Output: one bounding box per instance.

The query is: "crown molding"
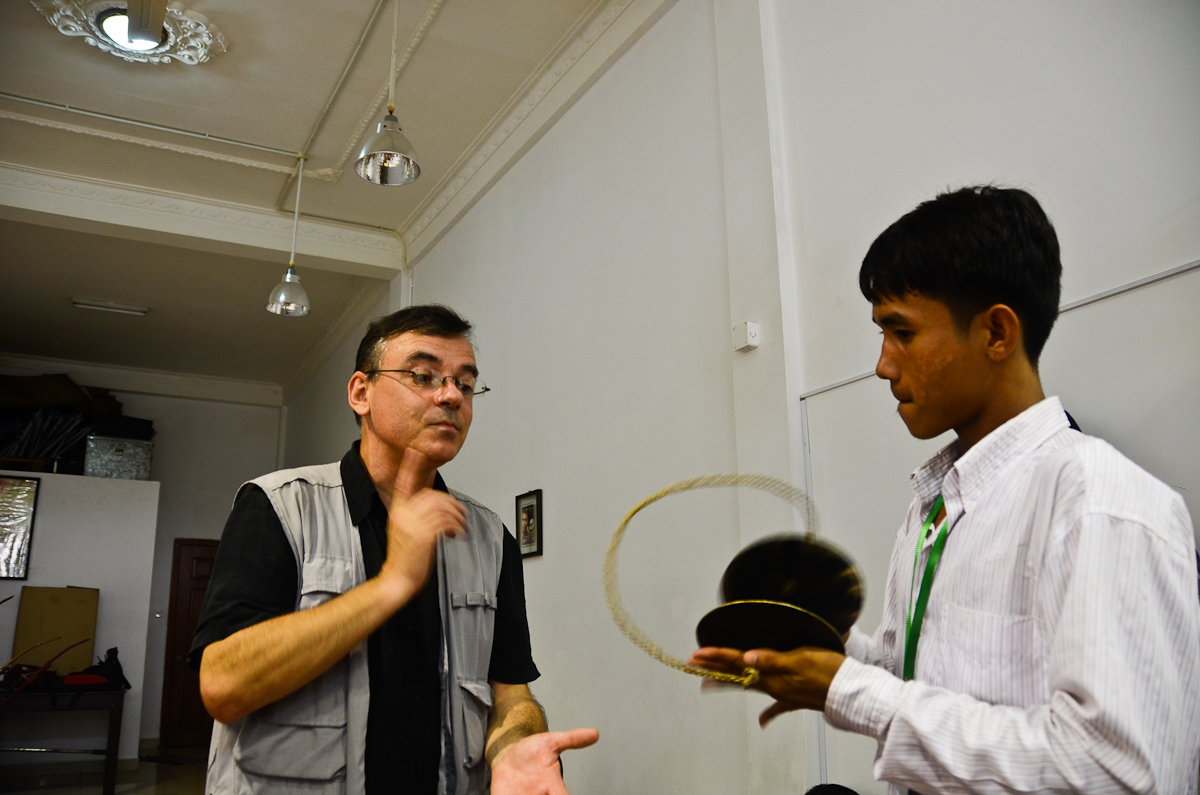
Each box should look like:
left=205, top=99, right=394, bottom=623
left=401, top=0, right=679, bottom=263
left=0, top=353, right=282, bottom=407
left=0, top=162, right=404, bottom=278
left=4, top=0, right=678, bottom=266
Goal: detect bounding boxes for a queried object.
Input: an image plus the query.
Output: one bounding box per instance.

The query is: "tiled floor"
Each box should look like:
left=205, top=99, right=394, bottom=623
left=0, top=753, right=205, bottom=795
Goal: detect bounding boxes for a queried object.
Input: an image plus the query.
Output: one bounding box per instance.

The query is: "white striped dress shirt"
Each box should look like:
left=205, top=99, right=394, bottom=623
left=825, top=397, right=1200, bottom=794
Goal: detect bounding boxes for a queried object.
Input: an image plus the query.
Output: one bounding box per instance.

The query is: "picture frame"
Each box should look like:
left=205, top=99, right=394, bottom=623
left=0, top=476, right=41, bottom=579
left=515, top=489, right=543, bottom=558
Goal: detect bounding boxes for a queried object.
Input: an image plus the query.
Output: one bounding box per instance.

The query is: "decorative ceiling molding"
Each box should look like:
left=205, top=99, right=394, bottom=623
left=9, top=0, right=670, bottom=222
left=0, top=108, right=300, bottom=176
left=0, top=162, right=404, bottom=278
left=31, top=0, right=226, bottom=65
left=10, top=0, right=677, bottom=260
left=282, top=279, right=391, bottom=402
left=400, top=0, right=678, bottom=261
left=0, top=352, right=283, bottom=407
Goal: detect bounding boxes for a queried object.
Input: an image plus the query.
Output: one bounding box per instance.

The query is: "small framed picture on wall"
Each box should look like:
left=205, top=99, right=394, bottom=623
left=515, top=489, right=543, bottom=558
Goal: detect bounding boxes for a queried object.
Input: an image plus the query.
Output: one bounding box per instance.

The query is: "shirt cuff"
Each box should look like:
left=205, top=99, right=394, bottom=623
left=825, top=655, right=906, bottom=741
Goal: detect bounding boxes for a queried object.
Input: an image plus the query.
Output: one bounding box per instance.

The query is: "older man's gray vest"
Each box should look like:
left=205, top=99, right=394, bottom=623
left=205, top=463, right=503, bottom=795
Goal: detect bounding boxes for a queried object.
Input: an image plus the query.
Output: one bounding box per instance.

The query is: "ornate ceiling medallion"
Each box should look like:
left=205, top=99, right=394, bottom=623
left=32, top=0, right=226, bottom=65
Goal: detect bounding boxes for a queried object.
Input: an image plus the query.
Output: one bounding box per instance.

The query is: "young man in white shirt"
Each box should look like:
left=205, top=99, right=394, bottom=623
left=692, top=186, right=1200, bottom=794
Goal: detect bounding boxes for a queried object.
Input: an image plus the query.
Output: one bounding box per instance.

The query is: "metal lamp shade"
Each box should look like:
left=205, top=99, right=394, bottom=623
left=266, top=266, right=311, bottom=316
left=355, top=114, right=420, bottom=185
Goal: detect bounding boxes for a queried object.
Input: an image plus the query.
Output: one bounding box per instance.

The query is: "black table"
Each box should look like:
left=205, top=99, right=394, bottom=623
left=0, top=689, right=125, bottom=795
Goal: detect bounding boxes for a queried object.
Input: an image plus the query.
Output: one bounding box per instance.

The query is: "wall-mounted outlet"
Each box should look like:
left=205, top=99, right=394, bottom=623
left=732, top=321, right=760, bottom=352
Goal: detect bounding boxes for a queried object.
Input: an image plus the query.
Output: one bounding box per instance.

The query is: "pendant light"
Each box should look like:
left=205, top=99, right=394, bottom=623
left=355, top=0, right=420, bottom=185
left=267, top=156, right=311, bottom=316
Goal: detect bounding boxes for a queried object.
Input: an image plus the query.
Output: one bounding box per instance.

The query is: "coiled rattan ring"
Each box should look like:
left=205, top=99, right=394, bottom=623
left=603, top=474, right=818, bottom=688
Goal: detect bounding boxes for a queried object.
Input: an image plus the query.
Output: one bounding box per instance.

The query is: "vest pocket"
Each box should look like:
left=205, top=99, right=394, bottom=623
left=233, top=658, right=348, bottom=780
left=448, top=591, right=497, bottom=680
left=298, top=556, right=356, bottom=610
left=458, top=678, right=494, bottom=769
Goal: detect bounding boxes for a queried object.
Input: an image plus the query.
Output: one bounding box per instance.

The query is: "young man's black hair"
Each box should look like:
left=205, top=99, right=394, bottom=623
left=858, top=185, right=1062, bottom=365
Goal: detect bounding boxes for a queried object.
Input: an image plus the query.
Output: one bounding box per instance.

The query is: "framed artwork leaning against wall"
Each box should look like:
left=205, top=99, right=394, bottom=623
left=0, top=476, right=40, bottom=579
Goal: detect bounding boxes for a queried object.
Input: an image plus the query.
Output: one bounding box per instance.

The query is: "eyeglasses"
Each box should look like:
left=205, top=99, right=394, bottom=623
left=365, top=368, right=490, bottom=397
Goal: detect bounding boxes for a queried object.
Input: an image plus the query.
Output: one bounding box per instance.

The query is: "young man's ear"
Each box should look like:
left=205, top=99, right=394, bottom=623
left=978, top=304, right=1024, bottom=362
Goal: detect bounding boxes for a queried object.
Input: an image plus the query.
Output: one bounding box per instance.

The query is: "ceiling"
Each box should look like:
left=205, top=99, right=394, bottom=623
left=0, top=0, right=674, bottom=404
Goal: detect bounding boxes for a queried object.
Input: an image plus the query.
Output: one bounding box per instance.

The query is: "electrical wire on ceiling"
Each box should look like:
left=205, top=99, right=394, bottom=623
left=0, top=92, right=297, bottom=159
left=270, top=0, right=391, bottom=211
left=324, top=0, right=447, bottom=181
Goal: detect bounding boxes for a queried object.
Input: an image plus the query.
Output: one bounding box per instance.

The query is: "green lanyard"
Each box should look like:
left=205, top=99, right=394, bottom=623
left=903, top=494, right=949, bottom=681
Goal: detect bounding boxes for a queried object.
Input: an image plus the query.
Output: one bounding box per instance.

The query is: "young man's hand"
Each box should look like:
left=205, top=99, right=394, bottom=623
left=689, top=646, right=846, bottom=726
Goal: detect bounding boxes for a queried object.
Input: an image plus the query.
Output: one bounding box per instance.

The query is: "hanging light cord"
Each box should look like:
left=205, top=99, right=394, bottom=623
left=289, top=156, right=307, bottom=266
left=388, top=0, right=400, bottom=115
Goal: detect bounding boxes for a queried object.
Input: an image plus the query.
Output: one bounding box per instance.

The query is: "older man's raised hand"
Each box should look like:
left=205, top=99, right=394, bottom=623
left=378, top=447, right=468, bottom=603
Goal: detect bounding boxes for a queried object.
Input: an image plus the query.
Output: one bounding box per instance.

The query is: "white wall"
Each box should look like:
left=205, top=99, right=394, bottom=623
left=0, top=470, right=158, bottom=763
left=281, top=293, right=389, bottom=469
left=405, top=0, right=762, bottom=792
left=108, top=392, right=280, bottom=741
left=267, top=1, right=1200, bottom=793
left=763, top=0, right=1200, bottom=791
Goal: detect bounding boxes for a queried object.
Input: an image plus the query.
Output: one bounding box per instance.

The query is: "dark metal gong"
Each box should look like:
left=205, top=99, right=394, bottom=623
left=695, top=535, right=863, bottom=654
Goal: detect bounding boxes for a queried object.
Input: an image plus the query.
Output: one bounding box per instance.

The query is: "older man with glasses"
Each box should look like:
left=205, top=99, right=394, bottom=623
left=190, top=304, right=597, bottom=795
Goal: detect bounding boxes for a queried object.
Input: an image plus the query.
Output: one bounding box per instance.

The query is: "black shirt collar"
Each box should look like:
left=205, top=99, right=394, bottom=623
left=340, top=441, right=449, bottom=525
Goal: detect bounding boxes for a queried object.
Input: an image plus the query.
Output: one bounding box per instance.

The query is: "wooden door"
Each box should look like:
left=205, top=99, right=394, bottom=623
left=159, top=538, right=218, bottom=748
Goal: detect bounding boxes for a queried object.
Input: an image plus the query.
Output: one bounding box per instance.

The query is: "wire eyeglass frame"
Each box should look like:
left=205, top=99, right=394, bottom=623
left=364, top=368, right=490, bottom=397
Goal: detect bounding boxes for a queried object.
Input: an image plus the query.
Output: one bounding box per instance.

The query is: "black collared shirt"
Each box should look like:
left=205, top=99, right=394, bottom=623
left=190, top=443, right=539, bottom=795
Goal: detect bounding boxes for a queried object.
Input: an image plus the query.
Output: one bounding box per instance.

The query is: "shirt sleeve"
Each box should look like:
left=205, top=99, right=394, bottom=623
left=825, top=507, right=1200, bottom=794
left=187, top=485, right=299, bottom=670
left=844, top=625, right=889, bottom=668
left=487, top=525, right=540, bottom=685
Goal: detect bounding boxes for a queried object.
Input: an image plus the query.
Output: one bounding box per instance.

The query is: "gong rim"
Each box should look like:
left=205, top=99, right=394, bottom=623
left=695, top=599, right=845, bottom=654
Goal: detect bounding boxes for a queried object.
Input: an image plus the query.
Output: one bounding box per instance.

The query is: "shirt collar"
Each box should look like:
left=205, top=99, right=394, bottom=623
left=340, top=441, right=450, bottom=525
left=910, top=396, right=1069, bottom=510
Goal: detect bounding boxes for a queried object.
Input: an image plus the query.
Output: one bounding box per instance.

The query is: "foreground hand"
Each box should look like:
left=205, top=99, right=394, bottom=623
left=379, top=448, right=468, bottom=596
left=490, top=728, right=600, bottom=795
left=689, top=646, right=846, bottom=726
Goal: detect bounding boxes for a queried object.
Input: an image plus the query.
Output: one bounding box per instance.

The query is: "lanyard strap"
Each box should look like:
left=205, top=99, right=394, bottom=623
left=904, top=494, right=949, bottom=681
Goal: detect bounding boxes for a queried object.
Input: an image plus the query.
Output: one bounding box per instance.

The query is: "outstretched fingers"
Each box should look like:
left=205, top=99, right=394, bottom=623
left=547, top=727, right=600, bottom=752
left=758, top=700, right=796, bottom=728
left=692, top=646, right=846, bottom=716
left=688, top=647, right=750, bottom=675
left=490, top=728, right=600, bottom=795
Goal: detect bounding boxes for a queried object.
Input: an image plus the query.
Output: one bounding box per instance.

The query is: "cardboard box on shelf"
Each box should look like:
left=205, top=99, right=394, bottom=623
left=12, top=585, right=99, bottom=674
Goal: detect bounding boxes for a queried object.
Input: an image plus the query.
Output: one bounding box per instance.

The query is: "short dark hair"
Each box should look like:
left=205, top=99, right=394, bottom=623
left=858, top=185, right=1062, bottom=365
left=355, top=304, right=474, bottom=376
